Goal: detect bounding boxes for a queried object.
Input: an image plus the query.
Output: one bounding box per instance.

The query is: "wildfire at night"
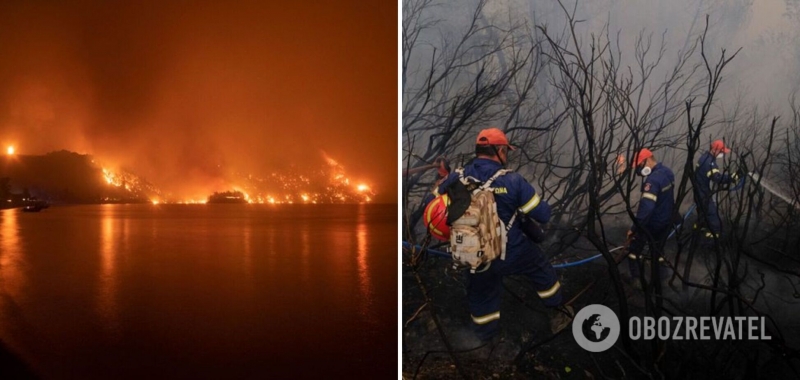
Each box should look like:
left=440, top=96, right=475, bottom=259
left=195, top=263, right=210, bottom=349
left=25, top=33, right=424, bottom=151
left=95, top=152, right=375, bottom=204
left=0, top=1, right=396, bottom=379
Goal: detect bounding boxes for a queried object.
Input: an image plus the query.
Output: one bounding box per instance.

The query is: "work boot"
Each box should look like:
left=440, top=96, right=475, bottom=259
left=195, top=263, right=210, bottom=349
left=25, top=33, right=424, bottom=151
left=463, top=334, right=501, bottom=361
left=548, top=305, right=574, bottom=334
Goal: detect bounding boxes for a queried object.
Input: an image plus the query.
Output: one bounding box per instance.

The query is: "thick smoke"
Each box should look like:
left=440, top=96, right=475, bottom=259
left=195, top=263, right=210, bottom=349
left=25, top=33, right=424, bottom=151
left=0, top=1, right=396, bottom=202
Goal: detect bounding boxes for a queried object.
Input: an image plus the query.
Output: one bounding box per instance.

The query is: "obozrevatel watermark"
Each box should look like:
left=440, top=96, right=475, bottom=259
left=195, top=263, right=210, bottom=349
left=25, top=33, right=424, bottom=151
left=572, top=304, right=771, bottom=352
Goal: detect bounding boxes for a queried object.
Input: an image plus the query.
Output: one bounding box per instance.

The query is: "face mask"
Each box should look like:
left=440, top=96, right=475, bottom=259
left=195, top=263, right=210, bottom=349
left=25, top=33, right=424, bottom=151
left=716, top=153, right=724, bottom=159
left=638, top=166, right=651, bottom=177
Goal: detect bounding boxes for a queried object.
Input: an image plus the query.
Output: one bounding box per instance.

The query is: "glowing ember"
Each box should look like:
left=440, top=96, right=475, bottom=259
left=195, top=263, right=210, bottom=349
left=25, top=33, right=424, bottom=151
left=93, top=161, right=164, bottom=204
left=102, top=168, right=122, bottom=186
left=94, top=154, right=374, bottom=204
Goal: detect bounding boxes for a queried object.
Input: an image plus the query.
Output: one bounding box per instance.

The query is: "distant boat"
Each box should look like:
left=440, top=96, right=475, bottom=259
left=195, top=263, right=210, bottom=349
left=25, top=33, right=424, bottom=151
left=22, top=199, right=49, bottom=212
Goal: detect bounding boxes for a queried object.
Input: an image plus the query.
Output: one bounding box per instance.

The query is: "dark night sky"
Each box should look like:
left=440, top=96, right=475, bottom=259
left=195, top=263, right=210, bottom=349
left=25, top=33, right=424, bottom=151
left=0, top=1, right=397, bottom=202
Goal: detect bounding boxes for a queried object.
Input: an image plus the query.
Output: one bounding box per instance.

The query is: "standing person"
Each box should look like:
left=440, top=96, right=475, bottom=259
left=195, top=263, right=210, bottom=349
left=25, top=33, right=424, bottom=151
left=428, top=127, right=572, bottom=342
left=626, top=148, right=676, bottom=289
left=693, top=139, right=739, bottom=240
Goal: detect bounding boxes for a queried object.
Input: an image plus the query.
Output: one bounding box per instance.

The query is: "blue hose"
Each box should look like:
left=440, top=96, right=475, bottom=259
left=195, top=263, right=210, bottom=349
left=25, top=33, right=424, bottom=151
left=667, top=204, right=696, bottom=240
left=666, top=175, right=745, bottom=240
left=552, top=254, right=602, bottom=268
left=403, top=176, right=745, bottom=269
left=401, top=241, right=613, bottom=268
left=729, top=175, right=746, bottom=191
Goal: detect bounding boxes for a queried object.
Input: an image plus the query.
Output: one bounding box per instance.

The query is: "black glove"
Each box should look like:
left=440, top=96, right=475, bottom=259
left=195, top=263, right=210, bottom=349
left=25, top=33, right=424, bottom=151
left=519, top=213, right=546, bottom=243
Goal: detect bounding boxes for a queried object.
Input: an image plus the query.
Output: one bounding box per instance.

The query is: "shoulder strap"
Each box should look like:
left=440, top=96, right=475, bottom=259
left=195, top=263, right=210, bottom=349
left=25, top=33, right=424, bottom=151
left=479, top=169, right=511, bottom=191
left=480, top=168, right=516, bottom=231
left=456, top=167, right=480, bottom=186
left=456, top=167, right=511, bottom=192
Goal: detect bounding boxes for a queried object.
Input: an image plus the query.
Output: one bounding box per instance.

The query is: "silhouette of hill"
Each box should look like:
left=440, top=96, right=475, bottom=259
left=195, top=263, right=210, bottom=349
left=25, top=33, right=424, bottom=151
left=0, top=150, right=155, bottom=203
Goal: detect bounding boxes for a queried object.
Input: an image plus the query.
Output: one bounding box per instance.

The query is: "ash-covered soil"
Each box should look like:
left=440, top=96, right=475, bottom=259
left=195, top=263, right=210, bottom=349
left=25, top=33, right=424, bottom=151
left=402, top=228, right=800, bottom=379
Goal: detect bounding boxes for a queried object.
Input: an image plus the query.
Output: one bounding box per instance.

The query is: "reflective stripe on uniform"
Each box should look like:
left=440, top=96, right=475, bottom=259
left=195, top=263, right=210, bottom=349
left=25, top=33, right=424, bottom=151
left=537, top=281, right=561, bottom=299
left=642, top=193, right=658, bottom=202
left=471, top=311, right=500, bottom=325
left=520, top=193, right=541, bottom=213
left=628, top=253, right=638, bottom=260
left=705, top=232, right=719, bottom=238
left=661, top=183, right=673, bottom=192
left=706, top=168, right=720, bottom=178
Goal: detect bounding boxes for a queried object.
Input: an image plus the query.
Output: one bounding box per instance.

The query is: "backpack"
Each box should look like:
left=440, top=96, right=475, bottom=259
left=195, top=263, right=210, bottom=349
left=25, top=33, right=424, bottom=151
left=447, top=168, right=513, bottom=273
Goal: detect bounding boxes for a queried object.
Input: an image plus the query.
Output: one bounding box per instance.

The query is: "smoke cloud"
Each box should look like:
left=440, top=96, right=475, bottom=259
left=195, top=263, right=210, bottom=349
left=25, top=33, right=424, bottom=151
left=0, top=1, right=397, bottom=201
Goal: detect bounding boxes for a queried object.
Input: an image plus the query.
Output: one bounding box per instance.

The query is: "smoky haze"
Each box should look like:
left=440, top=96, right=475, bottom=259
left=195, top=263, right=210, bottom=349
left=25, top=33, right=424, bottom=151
left=403, top=0, right=800, bottom=193
left=0, top=1, right=396, bottom=202
left=482, top=0, right=800, bottom=121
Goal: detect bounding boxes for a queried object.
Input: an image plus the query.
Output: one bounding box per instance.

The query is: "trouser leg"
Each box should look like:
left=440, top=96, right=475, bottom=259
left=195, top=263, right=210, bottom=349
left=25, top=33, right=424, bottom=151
left=628, top=232, right=647, bottom=279
left=510, top=246, right=563, bottom=307
left=706, top=201, right=721, bottom=237
left=629, top=228, right=670, bottom=282
left=649, top=230, right=669, bottom=284
left=467, top=268, right=502, bottom=341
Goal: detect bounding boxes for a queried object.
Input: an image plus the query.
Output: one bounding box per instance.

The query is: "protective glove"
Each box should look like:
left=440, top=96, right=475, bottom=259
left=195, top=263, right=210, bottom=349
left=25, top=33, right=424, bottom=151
left=432, top=156, right=451, bottom=189
left=626, top=229, right=635, bottom=246
left=434, top=156, right=451, bottom=178
left=519, top=213, right=546, bottom=243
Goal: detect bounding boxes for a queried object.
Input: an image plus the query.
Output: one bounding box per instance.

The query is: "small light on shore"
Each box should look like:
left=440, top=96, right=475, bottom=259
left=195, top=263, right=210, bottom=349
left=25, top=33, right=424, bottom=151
left=6, top=146, right=14, bottom=155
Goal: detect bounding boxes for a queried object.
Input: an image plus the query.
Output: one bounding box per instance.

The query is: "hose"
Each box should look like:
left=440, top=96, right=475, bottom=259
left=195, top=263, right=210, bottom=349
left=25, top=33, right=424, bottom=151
left=401, top=241, right=624, bottom=269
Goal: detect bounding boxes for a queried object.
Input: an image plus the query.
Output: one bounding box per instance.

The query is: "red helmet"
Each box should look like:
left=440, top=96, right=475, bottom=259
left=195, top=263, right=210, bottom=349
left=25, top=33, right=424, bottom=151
left=632, top=148, right=653, bottom=168
left=424, top=194, right=450, bottom=241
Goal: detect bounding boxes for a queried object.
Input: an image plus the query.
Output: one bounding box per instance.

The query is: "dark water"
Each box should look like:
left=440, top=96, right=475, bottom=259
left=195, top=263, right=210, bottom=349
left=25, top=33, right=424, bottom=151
left=0, top=204, right=397, bottom=379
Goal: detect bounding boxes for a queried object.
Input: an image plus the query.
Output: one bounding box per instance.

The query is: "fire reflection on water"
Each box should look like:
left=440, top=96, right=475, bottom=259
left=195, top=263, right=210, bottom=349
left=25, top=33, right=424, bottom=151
left=0, top=209, right=24, bottom=301
left=0, top=204, right=395, bottom=378
left=99, top=205, right=121, bottom=338
left=301, top=225, right=310, bottom=284
left=243, top=224, right=252, bottom=281
left=356, top=205, right=375, bottom=325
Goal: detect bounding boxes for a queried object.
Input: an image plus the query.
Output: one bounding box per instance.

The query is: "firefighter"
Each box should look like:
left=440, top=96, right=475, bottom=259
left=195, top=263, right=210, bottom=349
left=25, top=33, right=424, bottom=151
left=627, top=148, right=676, bottom=289
left=693, top=139, right=739, bottom=240
left=428, top=127, right=572, bottom=342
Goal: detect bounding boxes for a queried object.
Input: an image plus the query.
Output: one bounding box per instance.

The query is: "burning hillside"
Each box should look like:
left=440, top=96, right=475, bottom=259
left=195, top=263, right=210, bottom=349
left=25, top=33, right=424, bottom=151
left=2, top=149, right=375, bottom=204
left=215, top=155, right=376, bottom=204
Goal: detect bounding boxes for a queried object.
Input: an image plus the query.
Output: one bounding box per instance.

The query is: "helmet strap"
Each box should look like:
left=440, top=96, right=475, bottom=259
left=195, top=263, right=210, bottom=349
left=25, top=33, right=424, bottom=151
left=491, top=145, right=506, bottom=167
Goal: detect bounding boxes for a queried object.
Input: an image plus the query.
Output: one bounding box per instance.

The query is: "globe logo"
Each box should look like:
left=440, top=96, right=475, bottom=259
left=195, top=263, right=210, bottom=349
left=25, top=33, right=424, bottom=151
left=572, top=304, right=620, bottom=352
left=582, top=313, right=611, bottom=342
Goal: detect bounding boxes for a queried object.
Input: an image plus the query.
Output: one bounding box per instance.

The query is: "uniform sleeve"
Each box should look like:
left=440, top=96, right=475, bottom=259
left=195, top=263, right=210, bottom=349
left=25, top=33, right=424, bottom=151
left=516, top=175, right=551, bottom=224
left=415, top=172, right=458, bottom=226
left=706, top=161, right=735, bottom=185
left=433, top=172, right=458, bottom=196
left=633, top=178, right=661, bottom=230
